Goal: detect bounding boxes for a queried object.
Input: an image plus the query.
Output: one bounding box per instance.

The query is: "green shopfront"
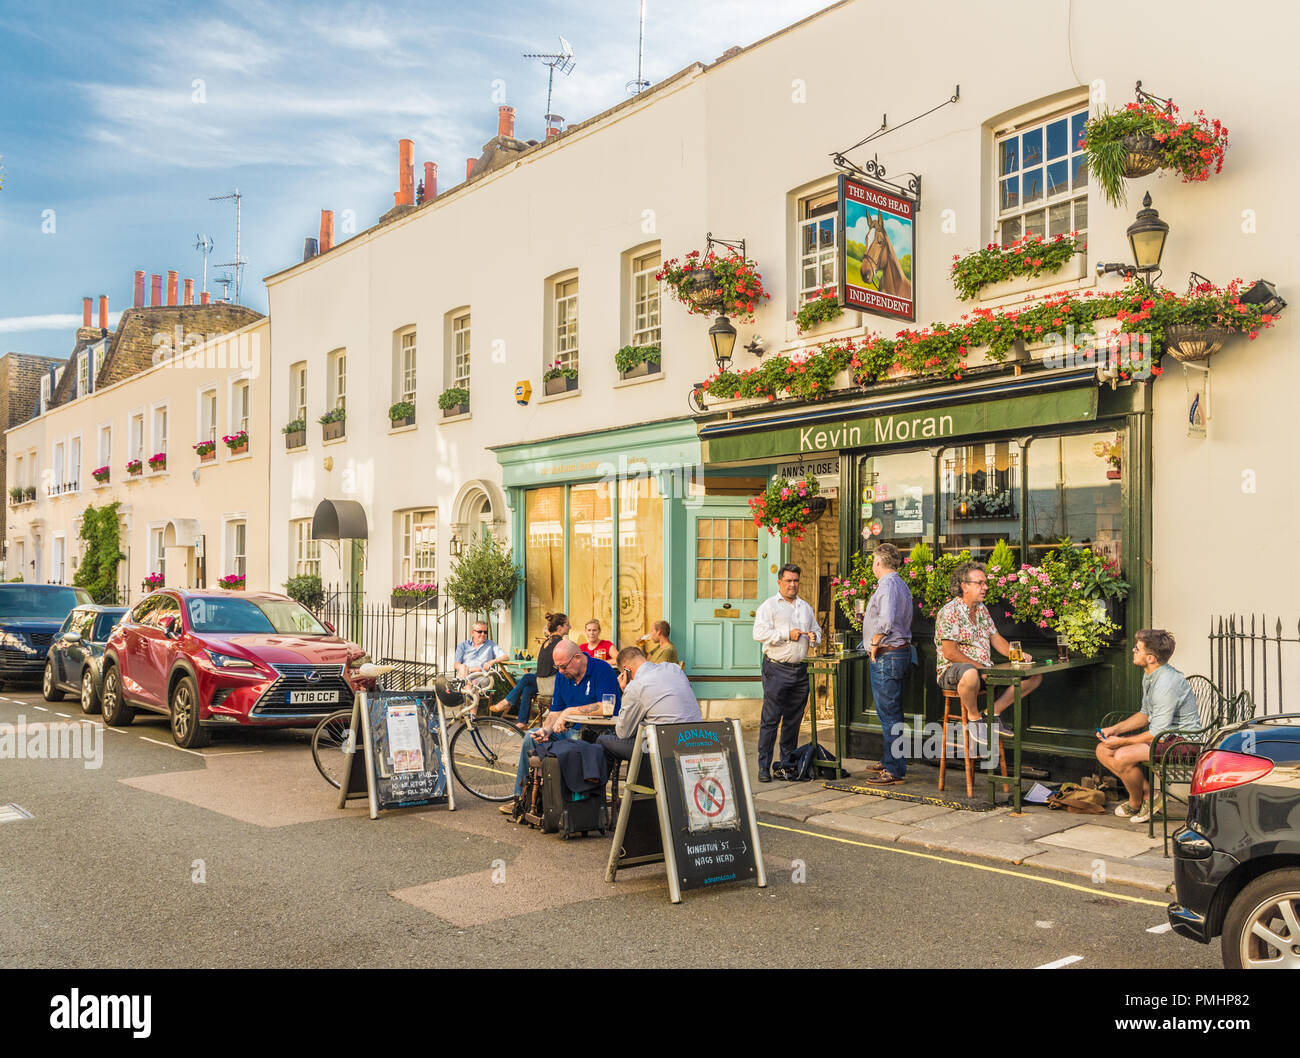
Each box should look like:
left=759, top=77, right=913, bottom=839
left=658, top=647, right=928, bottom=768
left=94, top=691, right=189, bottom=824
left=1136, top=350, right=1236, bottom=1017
left=492, top=418, right=773, bottom=703
left=698, top=367, right=1151, bottom=776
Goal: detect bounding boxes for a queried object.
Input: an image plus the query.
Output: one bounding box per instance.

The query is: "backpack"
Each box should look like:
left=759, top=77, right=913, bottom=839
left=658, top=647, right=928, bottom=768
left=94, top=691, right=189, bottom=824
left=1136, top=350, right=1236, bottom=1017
left=1046, top=782, right=1106, bottom=814
left=774, top=742, right=834, bottom=782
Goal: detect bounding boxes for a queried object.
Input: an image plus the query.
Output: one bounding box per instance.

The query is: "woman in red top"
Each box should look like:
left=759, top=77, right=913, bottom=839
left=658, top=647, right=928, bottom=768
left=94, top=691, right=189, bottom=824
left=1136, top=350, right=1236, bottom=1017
left=580, top=619, right=614, bottom=661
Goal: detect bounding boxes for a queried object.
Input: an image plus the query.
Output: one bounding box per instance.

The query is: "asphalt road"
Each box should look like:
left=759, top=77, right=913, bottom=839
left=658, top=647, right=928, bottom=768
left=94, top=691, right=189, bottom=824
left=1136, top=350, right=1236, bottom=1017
left=0, top=685, right=1222, bottom=970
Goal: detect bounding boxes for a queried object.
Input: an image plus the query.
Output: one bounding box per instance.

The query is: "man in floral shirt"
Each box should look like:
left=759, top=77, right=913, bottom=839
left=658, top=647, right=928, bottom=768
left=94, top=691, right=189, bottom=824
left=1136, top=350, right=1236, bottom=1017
left=935, top=561, right=1041, bottom=736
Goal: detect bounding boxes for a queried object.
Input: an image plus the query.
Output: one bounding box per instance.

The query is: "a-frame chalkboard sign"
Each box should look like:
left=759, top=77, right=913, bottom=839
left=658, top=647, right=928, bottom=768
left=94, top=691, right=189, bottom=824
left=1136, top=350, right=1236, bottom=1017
left=605, top=719, right=766, bottom=903
left=337, top=689, right=454, bottom=819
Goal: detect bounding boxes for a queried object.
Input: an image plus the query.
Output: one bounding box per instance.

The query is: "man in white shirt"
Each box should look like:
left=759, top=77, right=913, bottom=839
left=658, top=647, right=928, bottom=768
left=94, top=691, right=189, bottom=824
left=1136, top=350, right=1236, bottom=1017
left=752, top=563, right=821, bottom=782
left=596, top=645, right=702, bottom=769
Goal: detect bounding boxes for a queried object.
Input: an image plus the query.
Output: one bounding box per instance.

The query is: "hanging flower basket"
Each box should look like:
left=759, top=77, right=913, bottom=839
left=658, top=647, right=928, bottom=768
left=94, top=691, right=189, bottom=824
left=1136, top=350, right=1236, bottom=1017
left=1163, top=323, right=1232, bottom=362
left=1120, top=133, right=1165, bottom=177
left=659, top=250, right=770, bottom=323
left=749, top=475, right=822, bottom=543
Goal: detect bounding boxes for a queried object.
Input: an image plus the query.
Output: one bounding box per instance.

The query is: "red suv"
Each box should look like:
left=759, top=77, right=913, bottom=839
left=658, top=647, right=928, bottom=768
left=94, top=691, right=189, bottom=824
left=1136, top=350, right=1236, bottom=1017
left=101, top=589, right=374, bottom=748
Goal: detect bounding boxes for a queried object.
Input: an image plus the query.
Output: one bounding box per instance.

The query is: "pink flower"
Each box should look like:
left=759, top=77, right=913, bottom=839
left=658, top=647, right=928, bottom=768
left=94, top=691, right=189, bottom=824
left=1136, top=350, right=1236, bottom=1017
left=1071, top=581, right=1082, bottom=590
left=997, top=577, right=1007, bottom=586
left=1039, top=620, right=1049, bottom=628
left=1043, top=609, right=1055, bottom=618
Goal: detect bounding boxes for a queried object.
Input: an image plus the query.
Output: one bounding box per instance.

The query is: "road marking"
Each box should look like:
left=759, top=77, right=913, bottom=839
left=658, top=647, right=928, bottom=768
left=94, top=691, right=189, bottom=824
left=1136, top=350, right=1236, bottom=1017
left=1146, top=922, right=1172, bottom=934
left=757, top=821, right=1169, bottom=908
left=202, top=749, right=265, bottom=757
left=53, top=712, right=71, bottom=718
left=31, top=705, right=48, bottom=712
left=1036, top=955, right=1084, bottom=969
left=138, top=736, right=206, bottom=757
left=1035, top=921, right=1054, bottom=929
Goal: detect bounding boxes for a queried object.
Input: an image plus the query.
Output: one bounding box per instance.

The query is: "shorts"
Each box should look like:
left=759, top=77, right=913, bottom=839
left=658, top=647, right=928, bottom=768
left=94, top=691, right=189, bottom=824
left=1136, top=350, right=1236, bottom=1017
left=1152, top=738, right=1200, bottom=764
left=938, top=662, right=985, bottom=693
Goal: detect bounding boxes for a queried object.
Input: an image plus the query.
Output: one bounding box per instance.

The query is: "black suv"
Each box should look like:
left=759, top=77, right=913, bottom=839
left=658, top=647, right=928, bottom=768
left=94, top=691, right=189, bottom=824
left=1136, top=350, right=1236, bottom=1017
left=1167, top=713, right=1300, bottom=968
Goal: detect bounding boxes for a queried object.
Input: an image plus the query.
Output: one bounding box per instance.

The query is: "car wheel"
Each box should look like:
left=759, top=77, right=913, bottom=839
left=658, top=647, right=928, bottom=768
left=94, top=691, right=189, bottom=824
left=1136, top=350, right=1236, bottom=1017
left=80, top=668, right=101, bottom=715
left=100, top=667, right=136, bottom=727
left=1222, top=867, right=1300, bottom=969
left=169, top=674, right=211, bottom=749
left=42, top=661, right=66, bottom=702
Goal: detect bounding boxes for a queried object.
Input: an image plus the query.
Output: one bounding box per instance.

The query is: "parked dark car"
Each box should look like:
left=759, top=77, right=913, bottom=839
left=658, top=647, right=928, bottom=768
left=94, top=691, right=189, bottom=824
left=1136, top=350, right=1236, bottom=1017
left=1167, top=713, right=1300, bottom=968
left=101, top=589, right=375, bottom=748
left=43, top=604, right=128, bottom=713
left=0, top=583, right=94, bottom=687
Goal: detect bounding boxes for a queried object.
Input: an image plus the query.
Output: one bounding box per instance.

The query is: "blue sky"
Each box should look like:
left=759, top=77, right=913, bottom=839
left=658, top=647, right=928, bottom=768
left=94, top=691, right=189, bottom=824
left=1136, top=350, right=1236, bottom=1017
left=0, top=0, right=830, bottom=355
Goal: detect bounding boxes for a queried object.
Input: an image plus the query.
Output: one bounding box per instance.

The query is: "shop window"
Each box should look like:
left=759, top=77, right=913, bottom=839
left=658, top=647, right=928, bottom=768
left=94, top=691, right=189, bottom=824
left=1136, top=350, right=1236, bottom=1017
left=569, top=481, right=612, bottom=636
left=858, top=449, right=934, bottom=555
left=695, top=516, right=758, bottom=601
left=524, top=487, right=565, bottom=645
left=940, top=441, right=1023, bottom=562
left=995, top=103, right=1089, bottom=246
left=618, top=475, right=663, bottom=642
left=1025, top=430, right=1123, bottom=567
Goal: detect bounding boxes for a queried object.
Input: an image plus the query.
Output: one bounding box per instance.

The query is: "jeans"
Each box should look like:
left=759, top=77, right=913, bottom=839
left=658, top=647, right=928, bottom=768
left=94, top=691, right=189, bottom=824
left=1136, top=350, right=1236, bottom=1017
left=513, top=726, right=580, bottom=796
left=869, top=650, right=910, bottom=778
left=758, top=658, right=808, bottom=773
left=505, top=673, right=538, bottom=726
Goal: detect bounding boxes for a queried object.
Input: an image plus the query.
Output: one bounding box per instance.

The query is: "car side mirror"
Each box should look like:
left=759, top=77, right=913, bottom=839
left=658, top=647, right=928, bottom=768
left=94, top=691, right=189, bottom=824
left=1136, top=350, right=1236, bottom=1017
left=60, top=631, right=81, bottom=643
left=323, top=621, right=336, bottom=635
left=159, top=615, right=178, bottom=638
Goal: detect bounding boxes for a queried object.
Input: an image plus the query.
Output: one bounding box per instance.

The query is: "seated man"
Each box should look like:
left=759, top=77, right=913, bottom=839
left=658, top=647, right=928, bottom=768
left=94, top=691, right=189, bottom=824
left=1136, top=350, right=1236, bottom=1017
left=597, top=645, right=701, bottom=770
left=455, top=621, right=506, bottom=680
left=934, top=561, right=1041, bottom=742
left=504, top=638, right=622, bottom=812
left=644, top=620, right=680, bottom=666
left=1097, top=628, right=1200, bottom=823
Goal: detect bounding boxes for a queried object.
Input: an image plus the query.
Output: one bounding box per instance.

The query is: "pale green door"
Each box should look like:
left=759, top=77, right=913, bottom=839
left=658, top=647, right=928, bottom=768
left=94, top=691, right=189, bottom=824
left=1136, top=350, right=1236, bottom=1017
left=686, top=503, right=776, bottom=677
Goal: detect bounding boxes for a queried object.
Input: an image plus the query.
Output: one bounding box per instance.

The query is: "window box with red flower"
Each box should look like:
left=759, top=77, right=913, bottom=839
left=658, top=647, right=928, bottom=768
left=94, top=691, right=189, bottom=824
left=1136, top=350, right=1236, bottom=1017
left=222, top=430, right=249, bottom=455
left=91, top=465, right=111, bottom=485
left=147, top=452, right=167, bottom=471
left=951, top=233, right=1087, bottom=302
left=793, top=285, right=844, bottom=334
left=218, top=574, right=246, bottom=590
left=193, top=439, right=217, bottom=462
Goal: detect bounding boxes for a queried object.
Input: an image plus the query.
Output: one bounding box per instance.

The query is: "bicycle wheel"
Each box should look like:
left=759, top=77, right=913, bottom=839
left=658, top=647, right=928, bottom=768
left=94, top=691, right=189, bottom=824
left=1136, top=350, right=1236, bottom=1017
left=449, top=717, right=524, bottom=802
left=312, top=709, right=357, bottom=790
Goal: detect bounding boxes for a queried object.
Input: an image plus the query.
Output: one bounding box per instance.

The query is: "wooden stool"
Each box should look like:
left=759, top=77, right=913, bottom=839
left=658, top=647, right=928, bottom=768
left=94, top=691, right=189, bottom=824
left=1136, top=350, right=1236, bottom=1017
left=938, top=691, right=1008, bottom=799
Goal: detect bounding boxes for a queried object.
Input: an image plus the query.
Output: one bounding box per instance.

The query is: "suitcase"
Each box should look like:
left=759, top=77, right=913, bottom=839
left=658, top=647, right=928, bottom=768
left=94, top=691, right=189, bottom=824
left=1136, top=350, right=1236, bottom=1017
left=540, top=755, right=608, bottom=839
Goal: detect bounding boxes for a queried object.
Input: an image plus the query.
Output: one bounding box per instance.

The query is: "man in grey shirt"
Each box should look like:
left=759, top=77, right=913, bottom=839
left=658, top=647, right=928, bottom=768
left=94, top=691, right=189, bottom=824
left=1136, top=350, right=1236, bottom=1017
left=859, top=543, right=914, bottom=785
left=596, top=645, right=702, bottom=769
left=1096, top=628, right=1201, bottom=823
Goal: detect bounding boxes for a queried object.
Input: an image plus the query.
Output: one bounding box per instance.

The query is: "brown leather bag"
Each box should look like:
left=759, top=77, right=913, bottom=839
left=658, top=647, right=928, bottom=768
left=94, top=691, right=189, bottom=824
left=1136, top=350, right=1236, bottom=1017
left=1046, top=782, right=1106, bottom=814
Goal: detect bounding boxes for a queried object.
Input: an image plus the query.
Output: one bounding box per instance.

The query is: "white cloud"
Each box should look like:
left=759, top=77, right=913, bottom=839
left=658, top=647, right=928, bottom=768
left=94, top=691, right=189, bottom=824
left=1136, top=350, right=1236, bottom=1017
left=0, top=313, right=123, bottom=334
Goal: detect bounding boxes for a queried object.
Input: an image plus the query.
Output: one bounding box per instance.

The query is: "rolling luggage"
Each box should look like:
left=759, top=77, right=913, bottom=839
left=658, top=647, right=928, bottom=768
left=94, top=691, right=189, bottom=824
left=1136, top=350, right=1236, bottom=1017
left=540, top=755, right=608, bottom=839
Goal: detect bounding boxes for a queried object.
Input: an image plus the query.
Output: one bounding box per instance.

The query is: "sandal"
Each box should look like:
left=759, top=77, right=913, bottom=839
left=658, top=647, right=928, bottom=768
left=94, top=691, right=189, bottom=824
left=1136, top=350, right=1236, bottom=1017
left=862, top=769, right=904, bottom=786
left=488, top=701, right=510, bottom=715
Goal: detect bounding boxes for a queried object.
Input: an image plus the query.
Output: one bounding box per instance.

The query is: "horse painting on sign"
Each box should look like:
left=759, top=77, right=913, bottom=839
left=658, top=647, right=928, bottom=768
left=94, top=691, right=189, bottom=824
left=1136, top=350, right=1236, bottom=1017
left=857, top=208, right=913, bottom=300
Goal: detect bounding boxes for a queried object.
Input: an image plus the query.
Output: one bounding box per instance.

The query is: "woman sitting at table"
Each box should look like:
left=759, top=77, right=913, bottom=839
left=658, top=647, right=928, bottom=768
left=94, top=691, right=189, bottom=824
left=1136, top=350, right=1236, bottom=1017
left=493, top=612, right=569, bottom=728
left=580, top=619, right=615, bottom=662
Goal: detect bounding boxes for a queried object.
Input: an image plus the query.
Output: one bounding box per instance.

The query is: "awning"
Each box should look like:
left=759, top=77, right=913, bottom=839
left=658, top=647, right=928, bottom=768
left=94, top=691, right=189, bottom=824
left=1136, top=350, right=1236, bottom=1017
left=164, top=518, right=202, bottom=548
left=699, top=368, right=1100, bottom=464
left=312, top=499, right=368, bottom=541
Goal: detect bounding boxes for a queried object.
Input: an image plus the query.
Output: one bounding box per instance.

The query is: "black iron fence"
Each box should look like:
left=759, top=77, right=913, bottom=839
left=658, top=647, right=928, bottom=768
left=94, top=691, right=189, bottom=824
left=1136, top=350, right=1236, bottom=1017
left=1208, top=615, right=1299, bottom=716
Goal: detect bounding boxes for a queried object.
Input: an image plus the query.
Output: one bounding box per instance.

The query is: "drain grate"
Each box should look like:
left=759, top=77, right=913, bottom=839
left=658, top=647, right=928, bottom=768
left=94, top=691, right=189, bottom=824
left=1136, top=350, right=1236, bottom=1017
left=0, top=803, right=34, bottom=822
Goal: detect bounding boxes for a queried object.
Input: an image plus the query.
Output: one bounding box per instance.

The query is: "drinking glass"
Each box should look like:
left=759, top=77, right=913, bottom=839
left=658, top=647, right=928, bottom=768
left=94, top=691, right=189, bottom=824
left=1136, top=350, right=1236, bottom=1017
left=1009, top=640, right=1024, bottom=663
left=1056, top=637, right=1070, bottom=662
left=601, top=694, right=616, bottom=717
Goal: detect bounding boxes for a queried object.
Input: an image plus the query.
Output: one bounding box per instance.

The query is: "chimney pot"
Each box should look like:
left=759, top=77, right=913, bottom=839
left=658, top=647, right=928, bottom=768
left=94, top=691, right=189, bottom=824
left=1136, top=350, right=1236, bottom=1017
left=498, top=105, right=516, bottom=139
left=167, top=270, right=178, bottom=306
left=151, top=274, right=162, bottom=306
left=466, top=157, right=476, bottom=179
left=319, top=209, right=334, bottom=253
left=98, top=295, right=108, bottom=330
left=134, top=270, right=146, bottom=307
left=545, top=126, right=561, bottom=141
left=303, top=237, right=319, bottom=262
left=424, top=162, right=437, bottom=201
left=183, top=279, right=194, bottom=305
left=201, top=292, right=210, bottom=305
left=398, top=139, right=415, bottom=206
left=83, top=297, right=93, bottom=328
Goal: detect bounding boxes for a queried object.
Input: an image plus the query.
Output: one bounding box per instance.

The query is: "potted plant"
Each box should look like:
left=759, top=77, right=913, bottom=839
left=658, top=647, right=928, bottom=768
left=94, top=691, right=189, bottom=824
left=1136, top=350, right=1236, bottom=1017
left=143, top=572, right=164, bottom=592
left=126, top=459, right=143, bottom=477
left=192, top=439, right=217, bottom=462
left=438, top=387, right=470, bottom=417
left=222, top=430, right=249, bottom=455
left=147, top=451, right=167, bottom=471
left=91, top=465, right=110, bottom=485
left=659, top=250, right=770, bottom=322
left=748, top=475, right=824, bottom=543
left=218, top=574, right=246, bottom=590
left=444, top=534, right=522, bottom=620
left=1080, top=101, right=1230, bottom=208
left=615, top=344, right=661, bottom=380
left=794, top=286, right=843, bottom=334
left=8, top=486, right=23, bottom=505
left=388, top=401, right=415, bottom=428
left=282, top=418, right=307, bottom=450
left=23, top=485, right=36, bottom=502
left=950, top=233, right=1086, bottom=301
left=542, top=361, right=578, bottom=396
left=283, top=574, right=324, bottom=611
left=391, top=581, right=438, bottom=609
left=319, top=406, right=346, bottom=441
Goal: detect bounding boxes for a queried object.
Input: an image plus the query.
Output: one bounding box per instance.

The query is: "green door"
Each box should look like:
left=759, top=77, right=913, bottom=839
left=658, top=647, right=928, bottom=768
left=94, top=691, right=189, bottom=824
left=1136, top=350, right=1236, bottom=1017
left=686, top=503, right=775, bottom=677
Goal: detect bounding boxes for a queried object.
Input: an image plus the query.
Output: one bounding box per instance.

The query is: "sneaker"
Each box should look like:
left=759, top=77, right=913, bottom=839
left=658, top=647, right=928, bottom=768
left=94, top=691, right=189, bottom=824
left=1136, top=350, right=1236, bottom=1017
left=996, top=715, right=1015, bottom=738
left=1113, top=800, right=1142, bottom=818
left=499, top=800, right=517, bottom=815
left=1131, top=798, right=1165, bottom=824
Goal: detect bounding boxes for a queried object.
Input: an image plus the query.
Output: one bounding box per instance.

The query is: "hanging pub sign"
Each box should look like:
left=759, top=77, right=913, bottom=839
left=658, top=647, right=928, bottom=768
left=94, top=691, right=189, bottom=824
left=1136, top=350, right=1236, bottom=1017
left=838, top=174, right=916, bottom=322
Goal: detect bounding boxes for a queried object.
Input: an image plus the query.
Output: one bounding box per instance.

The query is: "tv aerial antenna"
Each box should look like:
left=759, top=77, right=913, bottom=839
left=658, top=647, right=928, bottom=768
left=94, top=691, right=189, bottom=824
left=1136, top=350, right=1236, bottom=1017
left=214, top=272, right=234, bottom=303
left=626, top=0, right=650, bottom=95
left=194, top=234, right=214, bottom=298
left=522, top=36, right=575, bottom=134
left=208, top=188, right=247, bottom=304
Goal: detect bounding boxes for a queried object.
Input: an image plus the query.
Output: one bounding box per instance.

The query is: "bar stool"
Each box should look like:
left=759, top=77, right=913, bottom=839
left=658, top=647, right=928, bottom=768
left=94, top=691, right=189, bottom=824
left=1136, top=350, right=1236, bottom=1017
left=938, top=691, right=1008, bottom=799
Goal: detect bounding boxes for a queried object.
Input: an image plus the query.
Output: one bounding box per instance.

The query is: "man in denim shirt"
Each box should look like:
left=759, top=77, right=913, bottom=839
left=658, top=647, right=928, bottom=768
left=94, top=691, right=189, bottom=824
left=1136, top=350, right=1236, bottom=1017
left=1096, top=628, right=1200, bottom=823
left=860, top=543, right=913, bottom=785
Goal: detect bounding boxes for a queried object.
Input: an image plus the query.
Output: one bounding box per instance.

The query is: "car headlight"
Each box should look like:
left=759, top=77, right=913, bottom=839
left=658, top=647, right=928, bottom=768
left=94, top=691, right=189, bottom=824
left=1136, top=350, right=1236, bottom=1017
left=205, top=649, right=258, bottom=670
left=0, top=632, right=35, bottom=653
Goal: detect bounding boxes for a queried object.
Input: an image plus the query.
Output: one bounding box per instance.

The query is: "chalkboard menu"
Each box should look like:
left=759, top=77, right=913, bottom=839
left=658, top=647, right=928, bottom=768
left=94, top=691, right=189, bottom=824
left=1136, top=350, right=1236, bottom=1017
left=339, top=690, right=453, bottom=818
left=606, top=719, right=766, bottom=903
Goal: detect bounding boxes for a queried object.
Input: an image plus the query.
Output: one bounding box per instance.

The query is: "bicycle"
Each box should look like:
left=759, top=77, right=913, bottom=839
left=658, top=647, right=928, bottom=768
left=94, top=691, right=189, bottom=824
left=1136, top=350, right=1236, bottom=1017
left=311, top=669, right=525, bottom=802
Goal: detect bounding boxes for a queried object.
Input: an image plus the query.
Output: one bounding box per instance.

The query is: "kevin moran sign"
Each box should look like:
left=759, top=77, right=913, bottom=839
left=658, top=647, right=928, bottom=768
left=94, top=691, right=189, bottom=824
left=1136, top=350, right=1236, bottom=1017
left=701, top=388, right=1098, bottom=463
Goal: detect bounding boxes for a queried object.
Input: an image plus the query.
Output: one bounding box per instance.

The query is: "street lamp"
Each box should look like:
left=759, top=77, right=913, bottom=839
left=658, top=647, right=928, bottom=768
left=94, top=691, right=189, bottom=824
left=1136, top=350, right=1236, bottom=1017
left=1096, top=191, right=1170, bottom=290
left=708, top=316, right=737, bottom=372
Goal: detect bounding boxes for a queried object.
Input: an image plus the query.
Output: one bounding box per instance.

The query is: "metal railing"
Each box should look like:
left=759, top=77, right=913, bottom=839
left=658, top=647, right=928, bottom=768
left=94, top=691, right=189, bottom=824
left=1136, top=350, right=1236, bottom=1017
left=1208, top=615, right=1300, bottom=716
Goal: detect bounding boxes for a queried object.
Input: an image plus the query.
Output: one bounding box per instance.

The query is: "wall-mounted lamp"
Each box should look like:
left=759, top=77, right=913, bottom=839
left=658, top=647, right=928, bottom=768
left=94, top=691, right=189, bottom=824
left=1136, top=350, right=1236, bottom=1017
left=708, top=316, right=737, bottom=372
left=1097, top=191, right=1169, bottom=290
left=449, top=532, right=463, bottom=558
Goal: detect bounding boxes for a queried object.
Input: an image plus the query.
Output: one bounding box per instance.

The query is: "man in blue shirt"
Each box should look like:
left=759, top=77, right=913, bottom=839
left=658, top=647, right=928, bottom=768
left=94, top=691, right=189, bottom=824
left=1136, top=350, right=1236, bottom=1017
left=1096, top=628, right=1200, bottom=823
left=505, top=638, right=621, bottom=808
left=859, top=543, right=914, bottom=785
